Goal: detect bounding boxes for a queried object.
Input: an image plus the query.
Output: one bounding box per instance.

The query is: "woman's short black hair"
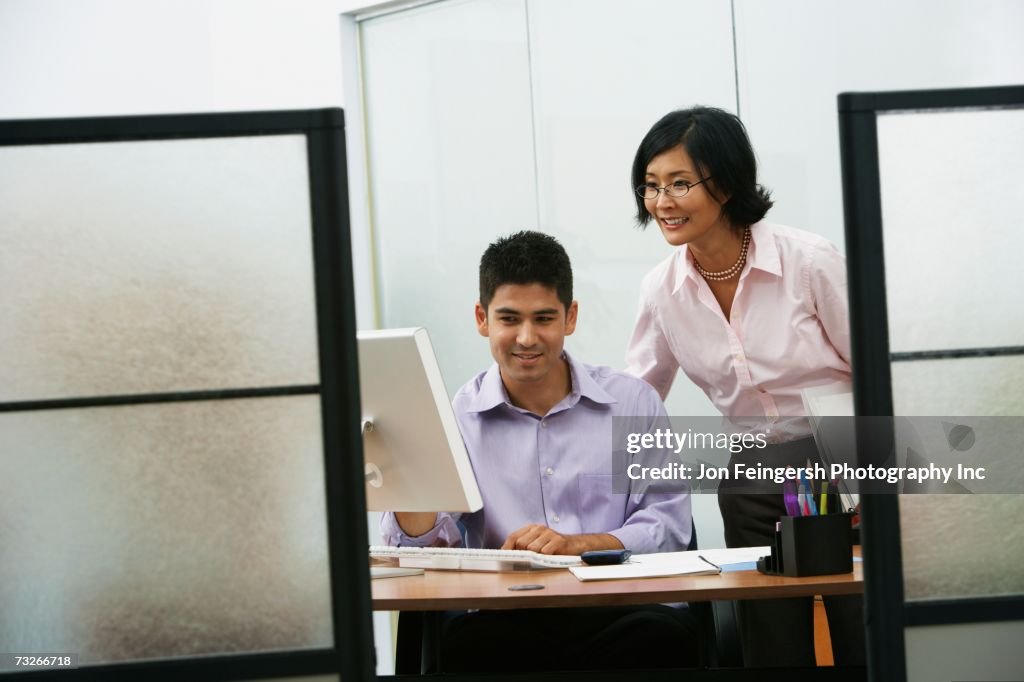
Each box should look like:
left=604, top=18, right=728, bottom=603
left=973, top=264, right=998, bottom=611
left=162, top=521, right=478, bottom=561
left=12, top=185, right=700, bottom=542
left=631, top=106, right=773, bottom=229
left=479, top=230, right=573, bottom=312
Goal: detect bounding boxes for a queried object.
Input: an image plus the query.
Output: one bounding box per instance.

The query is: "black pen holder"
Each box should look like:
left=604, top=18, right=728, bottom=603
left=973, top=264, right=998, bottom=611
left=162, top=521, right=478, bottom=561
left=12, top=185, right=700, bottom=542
left=757, top=513, right=854, bottom=577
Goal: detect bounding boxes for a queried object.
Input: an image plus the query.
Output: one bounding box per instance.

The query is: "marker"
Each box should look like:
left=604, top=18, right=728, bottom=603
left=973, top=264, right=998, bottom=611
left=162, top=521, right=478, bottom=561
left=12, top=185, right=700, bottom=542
left=783, top=478, right=800, bottom=516
left=800, top=470, right=818, bottom=515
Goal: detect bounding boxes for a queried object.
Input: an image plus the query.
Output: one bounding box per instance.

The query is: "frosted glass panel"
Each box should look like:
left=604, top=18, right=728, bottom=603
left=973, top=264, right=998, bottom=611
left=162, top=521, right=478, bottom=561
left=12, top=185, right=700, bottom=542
left=884, top=107, right=1024, bottom=603
left=878, top=108, right=1024, bottom=352
left=526, top=0, right=736, bottom=416
left=891, top=355, right=1024, bottom=416
left=900, top=495, right=1024, bottom=601
left=894, top=358, right=1024, bottom=600
left=0, top=396, right=331, bottom=668
left=0, top=135, right=319, bottom=401
left=360, top=0, right=536, bottom=391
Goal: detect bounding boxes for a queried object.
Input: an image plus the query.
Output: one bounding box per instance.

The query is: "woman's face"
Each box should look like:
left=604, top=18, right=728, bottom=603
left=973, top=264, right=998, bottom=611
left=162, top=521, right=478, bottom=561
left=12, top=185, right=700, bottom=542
left=643, top=144, right=731, bottom=249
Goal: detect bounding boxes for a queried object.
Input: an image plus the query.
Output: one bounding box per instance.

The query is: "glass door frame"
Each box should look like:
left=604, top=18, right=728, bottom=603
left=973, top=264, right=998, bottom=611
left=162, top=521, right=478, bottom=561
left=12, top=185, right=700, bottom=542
left=0, top=108, right=375, bottom=682
left=838, top=84, right=1024, bottom=682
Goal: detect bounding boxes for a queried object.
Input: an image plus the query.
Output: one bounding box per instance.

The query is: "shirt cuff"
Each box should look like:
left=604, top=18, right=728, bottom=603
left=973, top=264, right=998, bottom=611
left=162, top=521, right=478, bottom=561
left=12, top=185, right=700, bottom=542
left=608, top=524, right=658, bottom=555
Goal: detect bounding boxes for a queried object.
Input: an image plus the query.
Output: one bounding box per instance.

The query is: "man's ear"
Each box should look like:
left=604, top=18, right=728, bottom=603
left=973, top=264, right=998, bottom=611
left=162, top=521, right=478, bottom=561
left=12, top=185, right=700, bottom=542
left=564, top=300, right=579, bottom=336
left=475, top=301, right=489, bottom=337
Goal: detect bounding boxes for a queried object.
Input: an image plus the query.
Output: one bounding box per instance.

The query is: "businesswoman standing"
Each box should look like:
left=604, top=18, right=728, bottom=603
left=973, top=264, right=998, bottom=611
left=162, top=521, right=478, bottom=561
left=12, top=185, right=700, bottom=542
left=624, top=106, right=864, bottom=667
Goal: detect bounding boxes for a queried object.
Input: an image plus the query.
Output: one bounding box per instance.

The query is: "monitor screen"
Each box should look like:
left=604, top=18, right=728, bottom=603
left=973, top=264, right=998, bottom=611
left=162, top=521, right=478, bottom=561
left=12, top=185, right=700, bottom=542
left=358, top=327, right=483, bottom=512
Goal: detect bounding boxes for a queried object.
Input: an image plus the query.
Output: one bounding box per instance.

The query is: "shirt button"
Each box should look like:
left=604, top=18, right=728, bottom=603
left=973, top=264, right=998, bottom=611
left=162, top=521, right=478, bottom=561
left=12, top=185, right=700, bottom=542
left=545, top=467, right=554, bottom=476
left=552, top=515, right=560, bottom=523
left=540, top=421, right=547, bottom=428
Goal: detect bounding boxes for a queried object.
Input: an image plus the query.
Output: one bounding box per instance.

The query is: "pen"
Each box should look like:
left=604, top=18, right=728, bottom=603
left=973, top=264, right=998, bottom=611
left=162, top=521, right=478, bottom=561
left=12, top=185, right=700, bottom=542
left=797, top=471, right=805, bottom=515
left=799, top=470, right=817, bottom=515
left=820, top=480, right=828, bottom=515
left=801, top=460, right=813, bottom=516
left=698, top=554, right=722, bottom=572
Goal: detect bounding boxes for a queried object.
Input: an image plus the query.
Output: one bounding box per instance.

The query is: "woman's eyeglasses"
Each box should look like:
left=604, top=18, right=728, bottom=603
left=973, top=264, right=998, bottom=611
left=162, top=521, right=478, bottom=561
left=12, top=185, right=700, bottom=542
left=636, top=176, right=713, bottom=200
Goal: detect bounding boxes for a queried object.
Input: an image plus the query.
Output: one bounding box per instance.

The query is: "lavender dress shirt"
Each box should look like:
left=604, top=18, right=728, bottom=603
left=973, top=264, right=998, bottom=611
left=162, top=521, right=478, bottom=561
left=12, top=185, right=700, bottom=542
left=380, top=351, right=692, bottom=554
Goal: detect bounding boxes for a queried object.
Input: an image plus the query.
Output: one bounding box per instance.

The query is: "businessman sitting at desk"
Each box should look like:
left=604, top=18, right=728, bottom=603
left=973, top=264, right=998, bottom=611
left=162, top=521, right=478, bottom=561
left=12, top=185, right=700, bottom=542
left=381, top=230, right=695, bottom=672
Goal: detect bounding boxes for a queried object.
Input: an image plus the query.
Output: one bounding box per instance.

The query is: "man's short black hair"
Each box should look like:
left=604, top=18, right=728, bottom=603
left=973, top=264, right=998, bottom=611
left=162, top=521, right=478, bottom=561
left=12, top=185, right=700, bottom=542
left=631, top=106, right=773, bottom=229
left=479, top=231, right=573, bottom=312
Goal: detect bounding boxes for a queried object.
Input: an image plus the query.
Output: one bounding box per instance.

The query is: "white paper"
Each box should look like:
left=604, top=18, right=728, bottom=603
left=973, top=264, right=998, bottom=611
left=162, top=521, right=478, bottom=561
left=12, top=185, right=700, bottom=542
left=694, top=546, right=772, bottom=566
left=570, top=549, right=733, bottom=581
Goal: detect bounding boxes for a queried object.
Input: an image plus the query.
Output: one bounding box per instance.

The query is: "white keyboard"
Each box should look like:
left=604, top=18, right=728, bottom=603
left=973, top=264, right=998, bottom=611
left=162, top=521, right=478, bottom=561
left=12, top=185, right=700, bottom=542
left=369, top=545, right=582, bottom=572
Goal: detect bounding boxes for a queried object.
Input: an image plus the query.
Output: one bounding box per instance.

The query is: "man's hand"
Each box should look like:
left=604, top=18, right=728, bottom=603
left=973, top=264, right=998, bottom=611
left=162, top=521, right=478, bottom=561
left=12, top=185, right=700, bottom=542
left=501, top=524, right=623, bottom=555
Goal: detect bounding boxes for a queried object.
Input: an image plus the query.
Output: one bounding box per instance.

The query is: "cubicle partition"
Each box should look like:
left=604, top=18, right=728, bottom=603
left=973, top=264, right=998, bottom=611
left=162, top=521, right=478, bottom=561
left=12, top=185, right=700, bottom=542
left=0, top=110, right=374, bottom=681
left=839, top=85, right=1024, bottom=682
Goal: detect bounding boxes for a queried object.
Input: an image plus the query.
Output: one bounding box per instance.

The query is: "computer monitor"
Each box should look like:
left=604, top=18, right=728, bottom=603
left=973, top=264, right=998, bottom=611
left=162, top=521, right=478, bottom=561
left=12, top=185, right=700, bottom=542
left=357, top=327, right=483, bottom=512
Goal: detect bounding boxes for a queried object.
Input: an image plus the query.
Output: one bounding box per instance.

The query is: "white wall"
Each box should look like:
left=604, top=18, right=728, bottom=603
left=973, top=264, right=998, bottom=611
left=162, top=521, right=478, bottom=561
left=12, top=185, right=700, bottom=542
left=0, top=0, right=345, bottom=118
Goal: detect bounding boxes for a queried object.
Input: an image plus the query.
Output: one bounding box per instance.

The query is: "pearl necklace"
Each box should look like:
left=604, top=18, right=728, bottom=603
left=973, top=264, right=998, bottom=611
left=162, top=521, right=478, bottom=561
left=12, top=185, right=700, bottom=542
left=693, top=228, right=751, bottom=281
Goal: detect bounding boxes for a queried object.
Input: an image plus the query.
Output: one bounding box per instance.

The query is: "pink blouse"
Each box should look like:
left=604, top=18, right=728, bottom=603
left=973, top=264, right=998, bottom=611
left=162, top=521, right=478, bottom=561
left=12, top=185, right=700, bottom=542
left=625, top=221, right=851, bottom=441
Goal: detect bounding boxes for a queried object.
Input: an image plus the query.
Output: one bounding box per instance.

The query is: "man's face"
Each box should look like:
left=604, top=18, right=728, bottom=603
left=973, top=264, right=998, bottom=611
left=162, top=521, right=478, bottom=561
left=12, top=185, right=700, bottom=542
left=475, top=282, right=578, bottom=390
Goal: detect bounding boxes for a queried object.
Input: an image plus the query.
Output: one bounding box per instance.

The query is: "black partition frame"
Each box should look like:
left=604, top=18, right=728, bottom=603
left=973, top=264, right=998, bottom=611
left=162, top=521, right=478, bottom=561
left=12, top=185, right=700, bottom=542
left=0, top=109, right=375, bottom=681
left=838, top=84, right=1024, bottom=682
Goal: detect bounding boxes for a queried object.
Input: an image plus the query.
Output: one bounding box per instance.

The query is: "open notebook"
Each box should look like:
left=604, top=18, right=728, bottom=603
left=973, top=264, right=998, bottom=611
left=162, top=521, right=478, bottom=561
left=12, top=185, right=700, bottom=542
left=569, top=548, right=771, bottom=581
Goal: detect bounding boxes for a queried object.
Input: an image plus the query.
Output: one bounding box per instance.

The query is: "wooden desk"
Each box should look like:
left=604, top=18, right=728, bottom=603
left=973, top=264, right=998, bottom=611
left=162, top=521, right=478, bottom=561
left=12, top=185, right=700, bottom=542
left=372, top=550, right=863, bottom=611
left=374, top=551, right=864, bottom=678
left=373, top=559, right=862, bottom=611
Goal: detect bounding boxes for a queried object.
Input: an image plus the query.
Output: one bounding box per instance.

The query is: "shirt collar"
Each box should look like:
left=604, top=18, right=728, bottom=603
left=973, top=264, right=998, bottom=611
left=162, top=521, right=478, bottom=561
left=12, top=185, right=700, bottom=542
left=465, top=363, right=509, bottom=413
left=672, top=220, right=780, bottom=294
left=464, top=350, right=616, bottom=414
left=674, top=247, right=701, bottom=295
left=565, top=350, right=617, bottom=407
left=746, top=220, right=782, bottom=277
